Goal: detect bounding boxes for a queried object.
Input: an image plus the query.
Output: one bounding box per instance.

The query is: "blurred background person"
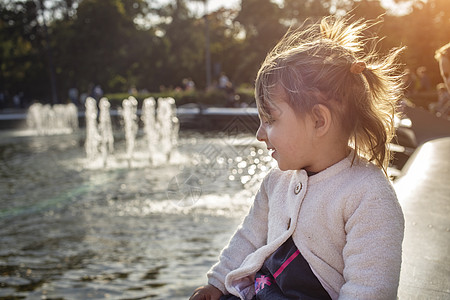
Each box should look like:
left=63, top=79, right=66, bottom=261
left=416, top=66, right=431, bottom=92
left=428, top=83, right=450, bottom=118
left=402, top=68, right=417, bottom=97
left=435, top=43, right=450, bottom=92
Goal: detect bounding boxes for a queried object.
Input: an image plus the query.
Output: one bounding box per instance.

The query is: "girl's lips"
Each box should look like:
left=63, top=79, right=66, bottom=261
left=268, top=149, right=275, bottom=157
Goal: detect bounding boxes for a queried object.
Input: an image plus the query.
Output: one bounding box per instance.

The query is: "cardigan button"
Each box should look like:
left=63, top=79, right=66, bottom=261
left=294, top=182, right=302, bottom=194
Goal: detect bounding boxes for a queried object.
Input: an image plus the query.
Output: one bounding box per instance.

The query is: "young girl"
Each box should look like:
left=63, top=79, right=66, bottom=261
left=190, top=16, right=405, bottom=300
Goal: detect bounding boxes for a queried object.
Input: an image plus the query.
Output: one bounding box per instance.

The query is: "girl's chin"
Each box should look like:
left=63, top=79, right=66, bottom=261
left=276, top=161, right=303, bottom=171
left=271, top=153, right=297, bottom=171
left=275, top=160, right=287, bottom=171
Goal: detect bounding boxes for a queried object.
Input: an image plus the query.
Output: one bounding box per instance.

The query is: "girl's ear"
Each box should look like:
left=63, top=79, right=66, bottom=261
left=311, top=104, right=332, bottom=137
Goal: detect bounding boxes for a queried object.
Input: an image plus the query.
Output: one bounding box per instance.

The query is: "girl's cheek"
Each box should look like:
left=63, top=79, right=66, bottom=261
left=265, top=125, right=273, bottom=137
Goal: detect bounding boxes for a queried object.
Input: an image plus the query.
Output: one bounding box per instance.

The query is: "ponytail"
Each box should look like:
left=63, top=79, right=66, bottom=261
left=349, top=46, right=404, bottom=173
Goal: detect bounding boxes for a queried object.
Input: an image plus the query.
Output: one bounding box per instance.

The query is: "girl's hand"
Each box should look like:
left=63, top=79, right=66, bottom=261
left=189, top=284, right=223, bottom=300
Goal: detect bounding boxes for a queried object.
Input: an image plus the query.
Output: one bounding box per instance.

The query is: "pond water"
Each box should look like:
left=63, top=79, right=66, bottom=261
left=0, top=129, right=274, bottom=299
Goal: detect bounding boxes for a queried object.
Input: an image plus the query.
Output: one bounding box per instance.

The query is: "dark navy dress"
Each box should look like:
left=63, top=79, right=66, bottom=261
left=220, top=237, right=331, bottom=300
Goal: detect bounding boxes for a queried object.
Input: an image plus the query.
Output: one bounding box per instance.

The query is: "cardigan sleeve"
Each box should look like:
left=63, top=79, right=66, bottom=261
left=206, top=173, right=271, bottom=294
left=339, top=178, right=404, bottom=300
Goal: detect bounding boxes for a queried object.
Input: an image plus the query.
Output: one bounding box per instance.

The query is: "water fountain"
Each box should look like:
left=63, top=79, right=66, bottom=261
left=0, top=97, right=274, bottom=299
left=26, top=102, right=78, bottom=135
left=98, top=97, right=114, bottom=166
left=85, top=97, right=101, bottom=162
left=156, top=97, right=179, bottom=162
left=121, top=96, right=139, bottom=167
left=141, top=97, right=158, bottom=164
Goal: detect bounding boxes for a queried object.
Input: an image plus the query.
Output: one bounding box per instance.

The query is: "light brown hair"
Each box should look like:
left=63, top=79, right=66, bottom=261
left=255, top=16, right=404, bottom=174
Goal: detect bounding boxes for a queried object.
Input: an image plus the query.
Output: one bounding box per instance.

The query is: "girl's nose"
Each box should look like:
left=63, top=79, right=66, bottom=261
left=256, top=123, right=266, bottom=142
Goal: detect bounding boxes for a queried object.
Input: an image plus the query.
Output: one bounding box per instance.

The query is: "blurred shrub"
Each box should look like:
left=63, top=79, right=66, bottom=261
left=104, top=87, right=255, bottom=109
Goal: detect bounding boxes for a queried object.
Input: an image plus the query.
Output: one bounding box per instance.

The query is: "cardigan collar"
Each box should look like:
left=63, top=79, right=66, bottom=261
left=306, top=152, right=356, bottom=185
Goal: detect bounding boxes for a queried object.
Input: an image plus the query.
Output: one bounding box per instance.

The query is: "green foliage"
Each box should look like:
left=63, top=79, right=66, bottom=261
left=282, top=0, right=329, bottom=24
left=0, top=0, right=448, bottom=107
left=398, top=0, right=450, bottom=84
left=233, top=0, right=286, bottom=84
left=0, top=0, right=47, bottom=99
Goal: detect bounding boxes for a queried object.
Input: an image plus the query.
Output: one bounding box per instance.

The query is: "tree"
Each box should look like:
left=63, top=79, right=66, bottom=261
left=155, top=0, right=205, bottom=88
left=0, top=1, right=48, bottom=105
left=0, top=0, right=448, bottom=106
left=396, top=0, right=450, bottom=85
left=232, top=0, right=286, bottom=84
left=281, top=0, right=329, bottom=25
left=50, top=0, right=161, bottom=96
left=205, top=8, right=241, bottom=85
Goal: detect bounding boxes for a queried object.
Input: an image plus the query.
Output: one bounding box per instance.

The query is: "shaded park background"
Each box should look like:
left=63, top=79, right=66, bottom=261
left=1, top=1, right=449, bottom=299
left=0, top=0, right=449, bottom=108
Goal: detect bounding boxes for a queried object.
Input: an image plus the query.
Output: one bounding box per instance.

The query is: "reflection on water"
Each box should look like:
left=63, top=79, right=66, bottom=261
left=0, top=129, right=274, bottom=299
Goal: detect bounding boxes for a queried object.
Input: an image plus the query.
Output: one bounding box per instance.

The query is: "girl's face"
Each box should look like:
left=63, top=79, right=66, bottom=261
left=256, top=87, right=317, bottom=171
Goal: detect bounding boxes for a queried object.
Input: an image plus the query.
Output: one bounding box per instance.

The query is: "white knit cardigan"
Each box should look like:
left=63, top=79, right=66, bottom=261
left=207, top=155, right=404, bottom=299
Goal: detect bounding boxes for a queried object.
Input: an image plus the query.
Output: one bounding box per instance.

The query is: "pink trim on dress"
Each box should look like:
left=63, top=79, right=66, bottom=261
left=273, top=250, right=300, bottom=279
